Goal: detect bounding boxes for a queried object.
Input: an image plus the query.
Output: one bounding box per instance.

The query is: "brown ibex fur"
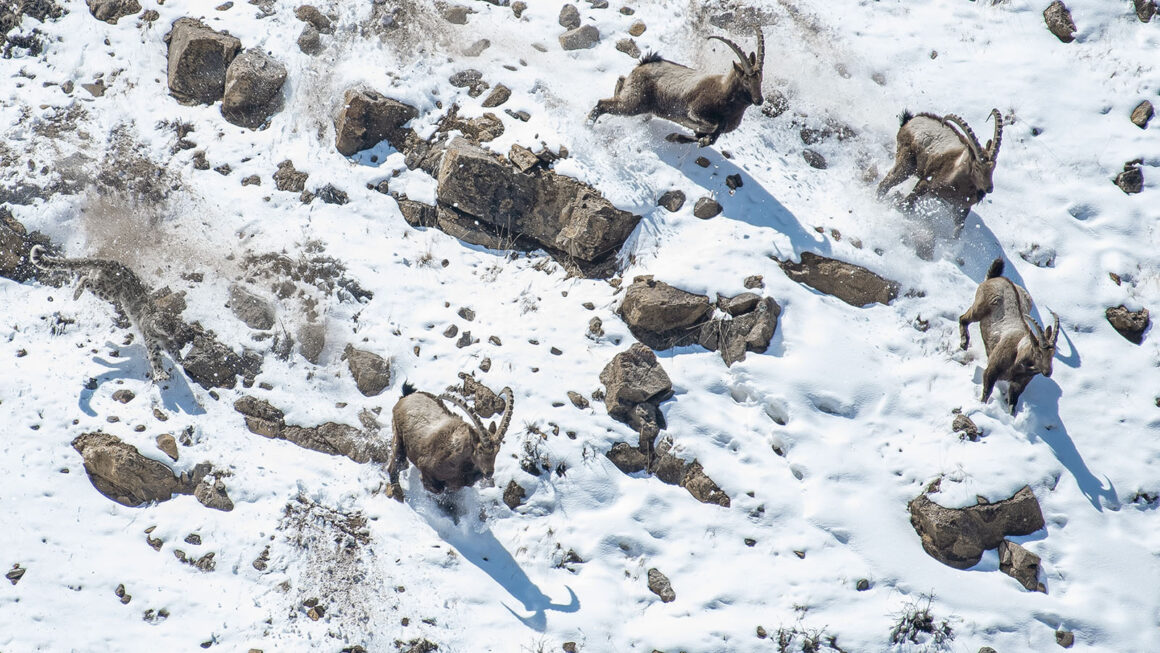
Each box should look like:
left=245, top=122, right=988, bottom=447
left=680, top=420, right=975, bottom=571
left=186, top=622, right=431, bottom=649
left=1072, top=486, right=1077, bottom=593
left=588, top=28, right=765, bottom=147
left=878, top=109, right=1003, bottom=236
left=387, top=382, right=513, bottom=499
left=959, top=259, right=1059, bottom=414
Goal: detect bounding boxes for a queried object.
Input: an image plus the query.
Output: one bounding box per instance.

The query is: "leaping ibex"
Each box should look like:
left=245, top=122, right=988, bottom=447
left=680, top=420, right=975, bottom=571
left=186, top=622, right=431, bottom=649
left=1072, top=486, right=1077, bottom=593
left=959, top=258, right=1059, bottom=414
left=588, top=28, right=765, bottom=147
left=387, top=382, right=514, bottom=499
left=878, top=109, right=1003, bottom=236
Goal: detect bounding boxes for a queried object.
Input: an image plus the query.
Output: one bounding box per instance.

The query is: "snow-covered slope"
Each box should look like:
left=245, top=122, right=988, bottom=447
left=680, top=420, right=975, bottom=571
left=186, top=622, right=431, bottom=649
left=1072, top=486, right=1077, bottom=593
left=2, top=0, right=1158, bottom=651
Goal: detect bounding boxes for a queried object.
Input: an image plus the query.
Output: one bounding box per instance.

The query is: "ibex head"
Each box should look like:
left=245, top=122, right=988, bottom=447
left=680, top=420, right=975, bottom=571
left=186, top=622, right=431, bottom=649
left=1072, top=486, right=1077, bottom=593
left=439, top=387, right=514, bottom=478
left=1019, top=312, right=1059, bottom=379
left=944, top=109, right=1003, bottom=198
left=709, top=27, right=765, bottom=106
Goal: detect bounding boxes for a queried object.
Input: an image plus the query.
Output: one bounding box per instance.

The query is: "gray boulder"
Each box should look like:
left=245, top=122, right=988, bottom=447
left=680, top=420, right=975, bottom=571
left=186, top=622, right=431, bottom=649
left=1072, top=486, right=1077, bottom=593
left=599, top=343, right=673, bottom=420
left=72, top=432, right=188, bottom=506
left=559, top=24, right=600, bottom=50
left=699, top=295, right=780, bottom=366
left=779, top=252, right=899, bottom=306
left=908, top=486, right=1045, bottom=569
left=343, top=344, right=391, bottom=397
left=221, top=49, right=287, bottom=129
left=234, top=396, right=389, bottom=464
left=228, top=284, right=275, bottom=330
left=647, top=568, right=676, bottom=602
left=334, top=88, right=419, bottom=156
left=998, top=539, right=1045, bottom=592
left=1043, top=1, right=1076, bottom=43
left=165, top=18, right=242, bottom=104
left=1106, top=305, right=1149, bottom=344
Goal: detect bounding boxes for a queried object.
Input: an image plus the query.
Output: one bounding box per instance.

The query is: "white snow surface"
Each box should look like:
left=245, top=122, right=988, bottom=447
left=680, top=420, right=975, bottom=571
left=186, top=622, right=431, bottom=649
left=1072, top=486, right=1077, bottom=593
left=1, top=0, right=1159, bottom=651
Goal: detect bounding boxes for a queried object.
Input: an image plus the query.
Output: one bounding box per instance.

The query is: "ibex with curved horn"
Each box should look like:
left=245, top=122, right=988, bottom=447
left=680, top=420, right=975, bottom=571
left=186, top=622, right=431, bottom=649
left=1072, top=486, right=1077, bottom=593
left=959, top=258, right=1059, bottom=414
left=588, top=28, right=765, bottom=147
left=878, top=109, right=1003, bottom=236
left=387, top=382, right=514, bottom=499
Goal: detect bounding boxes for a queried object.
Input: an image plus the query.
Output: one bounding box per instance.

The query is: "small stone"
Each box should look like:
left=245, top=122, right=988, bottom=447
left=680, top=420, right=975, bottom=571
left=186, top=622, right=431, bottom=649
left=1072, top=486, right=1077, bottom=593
left=657, top=190, right=686, bottom=212
left=856, top=578, right=870, bottom=591
left=1131, top=100, right=1154, bottom=128
left=620, top=7, right=635, bottom=14
left=443, top=324, right=459, bottom=338
left=743, top=275, right=764, bottom=289
left=1105, top=305, right=1150, bottom=344
left=295, top=5, right=334, bottom=33
left=695, top=156, right=711, bottom=168
left=756, top=626, right=767, bottom=639
left=505, top=109, right=531, bottom=122
left=503, top=480, right=526, bottom=509
left=615, top=38, right=640, bottom=58
left=184, top=533, right=202, bottom=545
left=298, top=24, right=322, bottom=54
left=479, top=357, right=491, bottom=372
left=273, top=160, right=308, bottom=193
left=628, top=20, right=646, bottom=36
left=458, top=307, right=476, bottom=321
left=6, top=564, right=26, bottom=585
left=559, top=25, right=600, bottom=50
left=481, top=84, right=511, bottom=108
left=567, top=391, right=589, bottom=409
left=693, top=197, right=723, bottom=219
left=725, top=174, right=743, bottom=191
left=156, top=434, right=179, bottom=461
left=456, top=331, right=476, bottom=348
left=442, top=5, right=472, bottom=24
left=952, top=413, right=981, bottom=441
left=563, top=643, right=578, bottom=653
left=802, top=149, right=827, bottom=169
left=559, top=4, right=580, bottom=29
left=241, top=175, right=260, bottom=186
left=316, top=184, right=348, bottom=205
left=646, top=568, right=675, bottom=602
left=550, top=346, right=563, bottom=355
left=1055, top=629, right=1075, bottom=648
left=1114, top=161, right=1144, bottom=194
left=512, top=1, right=526, bottom=18
left=112, top=389, right=135, bottom=403
left=1043, top=1, right=1077, bottom=43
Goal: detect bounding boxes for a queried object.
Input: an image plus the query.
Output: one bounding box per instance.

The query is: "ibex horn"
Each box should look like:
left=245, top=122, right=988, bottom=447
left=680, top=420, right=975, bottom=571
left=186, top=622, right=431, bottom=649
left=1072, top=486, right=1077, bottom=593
left=1022, top=314, right=1046, bottom=347
left=943, top=114, right=984, bottom=162
left=987, top=108, right=1002, bottom=161
left=708, top=35, right=754, bottom=74
left=438, top=393, right=491, bottom=445
left=755, top=27, right=765, bottom=72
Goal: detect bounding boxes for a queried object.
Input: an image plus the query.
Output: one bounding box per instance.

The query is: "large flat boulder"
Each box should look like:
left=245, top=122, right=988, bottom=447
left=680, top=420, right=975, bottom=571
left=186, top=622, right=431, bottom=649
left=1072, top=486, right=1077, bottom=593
left=165, top=18, right=242, bottom=104
left=779, top=252, right=899, bottom=307
left=908, top=486, right=1045, bottom=569
left=72, top=432, right=184, bottom=506
left=434, top=138, right=641, bottom=265
left=234, top=396, right=390, bottom=464
left=618, top=276, right=712, bottom=349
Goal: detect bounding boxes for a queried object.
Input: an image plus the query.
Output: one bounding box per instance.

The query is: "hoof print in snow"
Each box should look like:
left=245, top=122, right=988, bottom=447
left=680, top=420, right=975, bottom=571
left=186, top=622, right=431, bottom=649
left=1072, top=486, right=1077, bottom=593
left=334, top=88, right=419, bottom=156
left=647, top=568, right=676, bottom=603
left=165, top=18, right=242, bottom=104
left=1043, top=1, right=1076, bottom=43
left=777, top=252, right=899, bottom=307
left=1105, top=305, right=1150, bottom=344
left=908, top=485, right=1045, bottom=569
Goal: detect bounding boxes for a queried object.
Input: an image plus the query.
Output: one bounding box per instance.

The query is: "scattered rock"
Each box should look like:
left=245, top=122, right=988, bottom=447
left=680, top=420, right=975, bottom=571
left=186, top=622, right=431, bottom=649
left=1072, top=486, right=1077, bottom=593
left=194, top=476, right=234, bottom=511
left=1043, top=1, right=1076, bottom=43
left=856, top=578, right=870, bottom=591
left=508, top=144, right=540, bottom=172
left=343, top=345, right=391, bottom=396
left=618, top=276, right=712, bottom=349
left=334, top=88, right=419, bottom=156
left=71, top=432, right=197, bottom=507
left=743, top=275, right=764, bottom=289
left=1105, top=305, right=1149, bottom=344
left=503, top=480, right=526, bottom=510
left=908, top=485, right=1045, bottom=569
left=698, top=295, right=780, bottom=366
left=1136, top=0, right=1157, bottom=22
left=559, top=24, right=600, bottom=50
left=481, top=84, right=511, bottom=108
left=234, top=396, right=389, bottom=464
left=567, top=391, right=589, bottom=409
left=241, top=174, right=260, bottom=186
left=616, top=38, right=641, bottom=58
left=762, top=90, right=789, bottom=118
left=681, top=460, right=730, bottom=506
left=294, top=5, right=333, bottom=33
left=778, top=252, right=900, bottom=307
left=112, top=389, right=135, bottom=404
left=87, top=0, right=140, bottom=24
left=657, top=190, right=685, bottom=212
left=1055, top=630, right=1075, bottom=648
left=647, top=568, right=675, bottom=602
left=558, top=3, right=580, bottom=29
left=1114, top=160, right=1144, bottom=194
left=298, top=322, right=326, bottom=364
left=297, top=24, right=321, bottom=55
left=802, top=149, right=827, bottom=169
left=693, top=197, right=723, bottom=219
left=1131, top=100, right=1154, bottom=128
left=273, top=160, right=309, bottom=192
left=229, top=284, right=275, bottom=330
left=725, top=174, right=743, bottom=191
left=182, top=331, right=259, bottom=390
left=952, top=413, right=981, bottom=441
left=512, top=1, right=526, bottom=18
left=464, top=38, right=490, bottom=57
left=221, top=49, right=287, bottom=128
left=441, top=4, right=472, bottom=24
left=605, top=442, right=648, bottom=473
left=6, top=564, right=26, bottom=585
left=628, top=20, right=646, bottom=36
left=998, top=539, right=1045, bottom=592
left=599, top=343, right=673, bottom=422
left=156, top=434, right=179, bottom=461
left=164, top=17, right=242, bottom=104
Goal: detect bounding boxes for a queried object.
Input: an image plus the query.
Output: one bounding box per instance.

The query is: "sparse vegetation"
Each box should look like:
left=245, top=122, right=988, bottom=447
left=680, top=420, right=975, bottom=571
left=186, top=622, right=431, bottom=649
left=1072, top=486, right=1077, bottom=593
left=889, top=595, right=954, bottom=650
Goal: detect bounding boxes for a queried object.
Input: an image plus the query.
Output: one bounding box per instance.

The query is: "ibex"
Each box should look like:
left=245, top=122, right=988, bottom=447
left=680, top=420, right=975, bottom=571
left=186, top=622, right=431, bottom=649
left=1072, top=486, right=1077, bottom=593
left=588, top=28, right=765, bottom=147
left=959, top=258, right=1059, bottom=414
left=877, top=109, right=1003, bottom=236
left=387, top=381, right=514, bottom=500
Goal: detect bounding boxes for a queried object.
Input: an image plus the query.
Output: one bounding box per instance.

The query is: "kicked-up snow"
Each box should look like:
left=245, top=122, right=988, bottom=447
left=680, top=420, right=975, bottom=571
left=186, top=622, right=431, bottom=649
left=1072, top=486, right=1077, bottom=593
left=1, top=0, right=1158, bottom=651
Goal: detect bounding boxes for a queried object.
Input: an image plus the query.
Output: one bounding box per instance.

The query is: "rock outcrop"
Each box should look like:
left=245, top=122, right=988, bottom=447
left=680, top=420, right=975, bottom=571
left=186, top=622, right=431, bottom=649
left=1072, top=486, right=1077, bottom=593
left=778, top=252, right=899, bottom=307
left=334, top=88, right=419, bottom=156
left=71, top=433, right=228, bottom=510
left=234, top=396, right=389, bottom=464
left=343, top=345, right=391, bottom=397
left=908, top=486, right=1045, bottom=569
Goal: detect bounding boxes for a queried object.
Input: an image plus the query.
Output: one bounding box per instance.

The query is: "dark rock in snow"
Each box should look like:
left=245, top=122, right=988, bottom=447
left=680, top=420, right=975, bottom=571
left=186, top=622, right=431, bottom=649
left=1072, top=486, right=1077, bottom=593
left=1105, top=305, right=1149, bottom=344
left=657, top=190, right=685, bottom=212
left=693, top=197, right=723, bottom=219
left=228, top=284, right=275, bottom=330
left=1043, top=1, right=1076, bottom=43
left=559, top=24, right=600, bottom=50
left=558, top=3, right=580, bottom=29
left=618, top=276, right=712, bottom=349
left=164, top=17, right=242, bottom=104
left=334, top=88, right=419, bottom=156
left=273, top=160, right=309, bottom=192
left=778, top=252, right=899, bottom=307
left=599, top=343, right=672, bottom=420
left=1114, top=160, right=1144, bottom=194
left=647, top=568, right=676, bottom=602
left=343, top=345, right=391, bottom=396
left=998, top=539, right=1045, bottom=592
left=1131, top=100, right=1154, bottom=128
left=908, top=485, right=1045, bottom=569
left=87, top=0, right=140, bottom=24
